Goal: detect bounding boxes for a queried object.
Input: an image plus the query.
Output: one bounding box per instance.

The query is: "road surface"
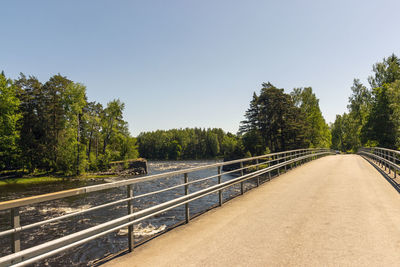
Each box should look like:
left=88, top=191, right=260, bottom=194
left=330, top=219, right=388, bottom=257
left=105, top=155, right=400, bottom=266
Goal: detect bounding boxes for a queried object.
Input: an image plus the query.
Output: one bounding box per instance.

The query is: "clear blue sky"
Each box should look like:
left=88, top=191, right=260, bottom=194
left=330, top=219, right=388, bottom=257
left=2, top=0, right=400, bottom=136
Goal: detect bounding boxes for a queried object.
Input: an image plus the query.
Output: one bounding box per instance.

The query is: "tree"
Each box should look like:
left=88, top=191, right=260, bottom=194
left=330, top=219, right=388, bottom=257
left=368, top=54, right=400, bottom=89
left=331, top=113, right=360, bottom=152
left=240, top=83, right=312, bottom=153
left=57, top=82, right=87, bottom=175
left=0, top=73, right=21, bottom=170
left=360, top=55, right=400, bottom=149
left=348, top=79, right=371, bottom=126
left=101, top=100, right=124, bottom=155
left=41, top=74, right=72, bottom=170
left=15, top=74, right=46, bottom=171
left=10, top=72, right=137, bottom=175
left=387, top=80, right=400, bottom=147
left=83, top=102, right=103, bottom=165
left=361, top=85, right=396, bottom=148
left=239, top=92, right=259, bottom=134
left=291, top=87, right=331, bottom=148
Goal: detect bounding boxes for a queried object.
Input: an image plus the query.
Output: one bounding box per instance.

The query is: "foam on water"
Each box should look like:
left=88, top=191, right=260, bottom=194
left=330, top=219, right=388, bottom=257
left=117, top=223, right=167, bottom=237
left=38, top=205, right=93, bottom=215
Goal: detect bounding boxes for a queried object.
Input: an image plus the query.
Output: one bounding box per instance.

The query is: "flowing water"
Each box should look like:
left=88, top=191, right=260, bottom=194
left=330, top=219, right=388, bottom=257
left=0, top=160, right=261, bottom=266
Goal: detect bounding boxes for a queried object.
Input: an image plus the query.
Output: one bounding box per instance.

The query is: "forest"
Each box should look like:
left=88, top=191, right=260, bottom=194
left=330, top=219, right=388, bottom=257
left=138, top=84, right=331, bottom=160
left=331, top=54, right=400, bottom=152
left=0, top=72, right=138, bottom=175
left=1, top=54, right=400, bottom=176
left=137, top=128, right=241, bottom=160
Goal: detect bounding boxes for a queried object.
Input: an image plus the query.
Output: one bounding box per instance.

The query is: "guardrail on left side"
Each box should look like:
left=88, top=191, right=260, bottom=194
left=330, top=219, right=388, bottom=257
left=0, top=148, right=334, bottom=267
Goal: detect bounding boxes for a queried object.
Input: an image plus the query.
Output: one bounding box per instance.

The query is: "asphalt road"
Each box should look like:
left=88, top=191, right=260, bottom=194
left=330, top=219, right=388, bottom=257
left=105, top=155, right=400, bottom=266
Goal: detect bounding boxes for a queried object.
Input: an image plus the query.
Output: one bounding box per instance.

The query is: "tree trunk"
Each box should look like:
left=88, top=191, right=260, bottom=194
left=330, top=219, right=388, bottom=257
left=76, top=113, right=81, bottom=176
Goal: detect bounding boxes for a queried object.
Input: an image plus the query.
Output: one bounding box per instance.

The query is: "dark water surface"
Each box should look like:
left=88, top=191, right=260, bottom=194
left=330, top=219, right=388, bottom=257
left=0, top=160, right=261, bottom=266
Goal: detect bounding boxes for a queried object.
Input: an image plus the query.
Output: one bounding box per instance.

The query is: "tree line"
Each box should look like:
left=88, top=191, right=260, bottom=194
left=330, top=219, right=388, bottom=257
left=0, top=72, right=138, bottom=175
left=138, top=83, right=331, bottom=160
left=331, top=54, right=400, bottom=152
left=137, top=128, right=242, bottom=160
left=4, top=55, right=396, bottom=170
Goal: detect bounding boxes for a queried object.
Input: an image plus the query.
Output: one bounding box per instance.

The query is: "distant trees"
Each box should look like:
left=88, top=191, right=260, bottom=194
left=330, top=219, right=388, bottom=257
left=137, top=128, right=241, bottom=160
left=0, top=72, right=138, bottom=175
left=239, top=83, right=330, bottom=155
left=332, top=54, right=400, bottom=151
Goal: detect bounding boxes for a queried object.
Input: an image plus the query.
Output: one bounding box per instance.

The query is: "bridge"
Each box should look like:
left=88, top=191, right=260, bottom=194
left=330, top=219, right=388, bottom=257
left=1, top=148, right=400, bottom=266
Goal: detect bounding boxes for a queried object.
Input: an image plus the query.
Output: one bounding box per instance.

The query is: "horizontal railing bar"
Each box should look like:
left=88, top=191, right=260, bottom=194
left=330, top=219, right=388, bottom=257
left=0, top=151, right=332, bottom=266
left=0, top=150, right=317, bottom=238
left=0, top=150, right=313, bottom=237
left=0, top=149, right=314, bottom=211
left=361, top=148, right=400, bottom=160
left=0, top=195, right=135, bottom=238
left=359, top=150, right=400, bottom=171
left=361, top=147, right=400, bottom=156
left=9, top=165, right=279, bottom=267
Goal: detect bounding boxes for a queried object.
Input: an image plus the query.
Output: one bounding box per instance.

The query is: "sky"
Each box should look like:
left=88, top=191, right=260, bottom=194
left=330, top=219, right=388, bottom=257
left=1, top=0, right=400, bottom=136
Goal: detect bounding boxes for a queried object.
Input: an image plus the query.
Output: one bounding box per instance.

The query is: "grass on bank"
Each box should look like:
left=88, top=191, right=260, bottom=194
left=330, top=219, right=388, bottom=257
left=0, top=173, right=117, bottom=187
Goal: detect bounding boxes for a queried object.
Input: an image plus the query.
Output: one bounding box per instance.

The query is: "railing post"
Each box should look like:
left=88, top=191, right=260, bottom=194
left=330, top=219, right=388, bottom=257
left=256, top=159, right=260, bottom=187
left=284, top=153, right=287, bottom=172
left=383, top=150, right=385, bottom=169
left=385, top=150, right=388, bottom=171
left=240, top=162, right=244, bottom=195
left=184, top=173, right=190, bottom=223
left=379, top=150, right=382, bottom=166
left=11, top=207, right=21, bottom=253
left=218, top=166, right=222, bottom=206
left=394, top=152, right=397, bottom=178
left=127, top=185, right=134, bottom=252
left=268, top=156, right=272, bottom=181
left=277, top=155, right=280, bottom=176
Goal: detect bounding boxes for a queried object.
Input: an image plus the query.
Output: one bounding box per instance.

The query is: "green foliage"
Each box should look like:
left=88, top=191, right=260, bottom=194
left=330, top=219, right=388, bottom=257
left=291, top=87, right=331, bottom=148
left=332, top=54, right=400, bottom=151
left=138, top=128, right=239, bottom=160
left=331, top=113, right=359, bottom=152
left=361, top=85, right=396, bottom=148
left=1, top=72, right=138, bottom=175
left=239, top=83, right=326, bottom=154
left=0, top=73, right=22, bottom=169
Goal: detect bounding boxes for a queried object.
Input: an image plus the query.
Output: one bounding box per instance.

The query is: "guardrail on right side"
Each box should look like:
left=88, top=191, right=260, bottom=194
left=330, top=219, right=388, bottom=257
left=359, top=147, right=400, bottom=178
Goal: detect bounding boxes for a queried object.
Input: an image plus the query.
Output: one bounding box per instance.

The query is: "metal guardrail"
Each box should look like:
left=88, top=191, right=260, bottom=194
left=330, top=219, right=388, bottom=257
left=0, top=148, right=334, bottom=267
left=359, top=147, right=400, bottom=177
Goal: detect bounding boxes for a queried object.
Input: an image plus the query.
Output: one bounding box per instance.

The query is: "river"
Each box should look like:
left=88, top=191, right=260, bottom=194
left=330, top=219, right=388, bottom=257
left=0, top=160, right=258, bottom=266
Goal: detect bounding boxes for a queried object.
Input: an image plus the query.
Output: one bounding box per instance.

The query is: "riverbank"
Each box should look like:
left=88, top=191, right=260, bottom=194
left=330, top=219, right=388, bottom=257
left=0, top=173, right=117, bottom=187
left=0, top=159, right=148, bottom=187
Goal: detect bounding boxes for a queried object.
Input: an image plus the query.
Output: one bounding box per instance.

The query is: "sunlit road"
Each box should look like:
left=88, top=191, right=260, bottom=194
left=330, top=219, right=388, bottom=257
left=105, top=155, right=400, bottom=266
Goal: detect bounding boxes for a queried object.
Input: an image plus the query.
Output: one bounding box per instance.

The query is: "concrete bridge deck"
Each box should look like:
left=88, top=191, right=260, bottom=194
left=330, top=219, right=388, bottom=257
left=105, top=155, right=400, bottom=266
